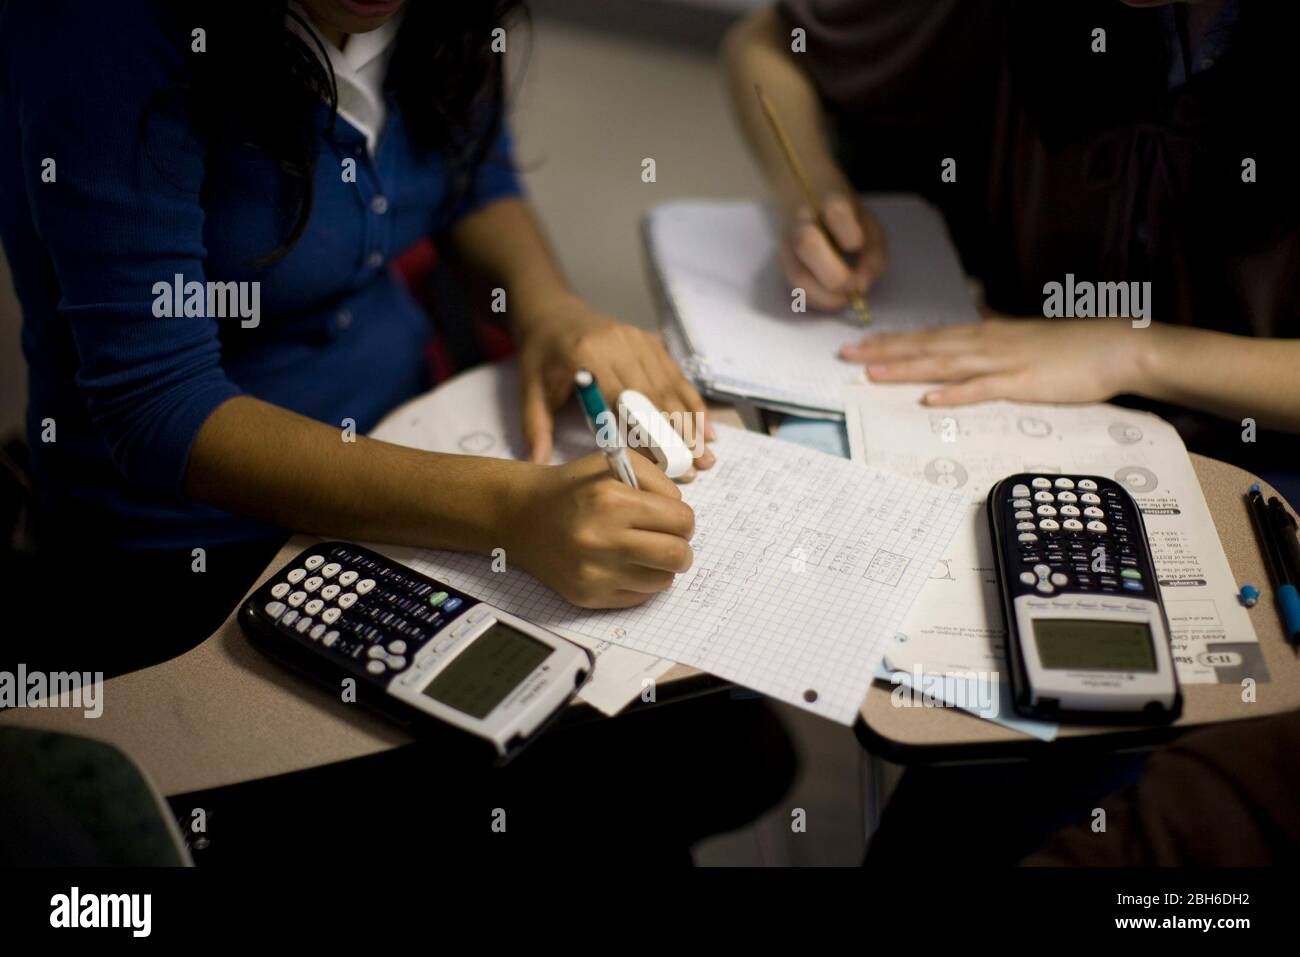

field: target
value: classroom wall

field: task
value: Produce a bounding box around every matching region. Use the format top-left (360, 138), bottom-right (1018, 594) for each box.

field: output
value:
top-left (513, 0), bottom-right (766, 330)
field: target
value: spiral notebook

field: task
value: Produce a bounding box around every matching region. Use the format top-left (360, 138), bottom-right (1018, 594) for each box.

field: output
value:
top-left (644, 194), bottom-right (977, 417)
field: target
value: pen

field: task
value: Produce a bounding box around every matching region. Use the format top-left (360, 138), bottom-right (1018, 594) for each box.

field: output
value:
top-left (754, 84), bottom-right (872, 324)
top-left (574, 369), bottom-right (639, 490)
top-left (1246, 484), bottom-right (1300, 646)
top-left (1267, 496), bottom-right (1300, 645)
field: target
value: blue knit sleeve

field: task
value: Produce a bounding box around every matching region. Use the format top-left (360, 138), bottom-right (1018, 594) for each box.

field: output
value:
top-left (442, 121), bottom-right (525, 228)
top-left (8, 2), bottom-right (242, 499)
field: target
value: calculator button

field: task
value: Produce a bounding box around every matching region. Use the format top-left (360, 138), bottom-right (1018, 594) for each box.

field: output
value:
top-left (1054, 478), bottom-right (1074, 489)
top-left (1035, 581), bottom-right (1054, 594)
top-left (321, 607), bottom-right (341, 625)
top-left (304, 555), bottom-right (325, 570)
top-left (1101, 601), bottom-right (1124, 610)
top-left (286, 568), bottom-right (306, 585)
top-left (1017, 522), bottom-right (1035, 531)
top-left (264, 601), bottom-right (287, 619)
top-left (271, 582), bottom-right (290, 599)
top-left (388, 640), bottom-right (407, 655)
top-left (338, 592), bottom-right (358, 609)
top-left (1087, 521), bottom-right (1108, 533)
top-left (1018, 533), bottom-right (1038, 543)
top-left (303, 576), bottom-right (323, 593)
top-left (1059, 505), bottom-right (1080, 517)
top-left (305, 599), bottom-right (324, 616)
top-left (1013, 499), bottom-right (1031, 509)
top-left (367, 660), bottom-right (386, 675)
top-left (388, 655), bottom-right (407, 670)
top-left (287, 591), bottom-right (307, 608)
top-left (466, 606), bottom-right (491, 624)
top-left (1027, 599), bottom-right (1050, 608)
top-left (1014, 511), bottom-right (1034, 520)
top-left (339, 570), bottom-right (358, 587)
top-left (1019, 572), bottom-right (1036, 586)
top-left (321, 563), bottom-right (341, 579)
top-left (368, 645), bottom-right (386, 659)
top-left (443, 597), bottom-right (463, 614)
top-left (1036, 505), bottom-right (1057, 517)
top-left (355, 579), bottom-right (376, 596)
top-left (1080, 494), bottom-right (1100, 506)
top-left (1122, 581), bottom-right (1144, 592)
top-left (1083, 506), bottom-right (1104, 519)
top-left (1121, 569), bottom-right (1142, 580)
top-left (1039, 519), bottom-right (1060, 531)
top-left (1056, 491), bottom-right (1077, 503)
top-left (295, 617), bottom-right (313, 634)
top-left (1032, 477), bottom-right (1052, 489)
top-left (1011, 483), bottom-right (1031, 498)
top-left (322, 631), bottom-right (339, 647)
top-left (1078, 479), bottom-right (1099, 491)
top-left (321, 584), bottom-right (340, 601)
top-left (1063, 519), bottom-right (1084, 531)
top-left (1033, 491), bottom-right (1054, 503)
top-left (310, 624), bottom-right (326, 640)
top-left (1033, 563), bottom-right (1050, 577)
top-left (428, 590), bottom-right (449, 607)
top-left (281, 609), bottom-right (299, 627)
top-left (1050, 572), bottom-right (1068, 586)
top-left (1125, 603), bottom-right (1147, 612)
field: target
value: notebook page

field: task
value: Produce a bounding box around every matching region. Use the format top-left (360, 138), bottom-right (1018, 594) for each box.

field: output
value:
top-left (646, 194), bottom-right (977, 413)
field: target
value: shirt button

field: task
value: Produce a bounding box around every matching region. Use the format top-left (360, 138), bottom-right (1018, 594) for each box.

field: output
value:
top-left (366, 250), bottom-right (384, 269)
top-left (370, 195), bottom-right (389, 215)
top-left (335, 309), bottom-right (352, 330)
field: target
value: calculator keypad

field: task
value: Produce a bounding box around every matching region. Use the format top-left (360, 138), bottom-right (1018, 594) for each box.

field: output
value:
top-left (255, 544), bottom-right (477, 683)
top-left (1000, 474), bottom-right (1152, 600)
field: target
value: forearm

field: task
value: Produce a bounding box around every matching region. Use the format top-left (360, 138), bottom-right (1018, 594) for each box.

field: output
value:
top-left (445, 195), bottom-right (580, 338)
top-left (184, 396), bottom-right (527, 553)
top-left (721, 6), bottom-right (850, 209)
top-left (1136, 325), bottom-right (1300, 432)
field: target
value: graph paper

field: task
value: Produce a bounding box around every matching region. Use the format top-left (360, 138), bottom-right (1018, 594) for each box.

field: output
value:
top-left (390, 425), bottom-right (966, 724)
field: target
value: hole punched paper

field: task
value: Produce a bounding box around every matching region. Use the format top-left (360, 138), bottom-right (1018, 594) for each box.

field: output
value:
top-left (376, 361), bottom-right (967, 723)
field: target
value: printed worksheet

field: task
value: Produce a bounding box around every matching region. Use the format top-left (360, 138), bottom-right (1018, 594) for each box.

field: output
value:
top-left (368, 359), bottom-right (673, 715)
top-left (384, 419), bottom-right (967, 724)
top-left (845, 382), bottom-right (1267, 686)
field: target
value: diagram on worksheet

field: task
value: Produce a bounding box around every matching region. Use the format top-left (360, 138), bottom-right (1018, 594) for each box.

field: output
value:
top-left (845, 383), bottom-right (1267, 685)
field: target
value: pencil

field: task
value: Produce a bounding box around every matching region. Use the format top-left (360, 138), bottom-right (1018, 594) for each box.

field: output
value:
top-left (755, 84), bottom-right (871, 324)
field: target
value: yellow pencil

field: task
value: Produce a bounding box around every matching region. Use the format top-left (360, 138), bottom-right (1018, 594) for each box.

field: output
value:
top-left (755, 84), bottom-right (871, 323)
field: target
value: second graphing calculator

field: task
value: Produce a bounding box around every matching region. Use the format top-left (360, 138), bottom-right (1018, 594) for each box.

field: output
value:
top-left (987, 474), bottom-right (1181, 723)
top-left (240, 543), bottom-right (594, 761)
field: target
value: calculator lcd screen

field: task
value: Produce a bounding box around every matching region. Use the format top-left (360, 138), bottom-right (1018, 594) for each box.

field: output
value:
top-left (420, 622), bottom-right (551, 719)
top-left (1032, 619), bottom-right (1157, 672)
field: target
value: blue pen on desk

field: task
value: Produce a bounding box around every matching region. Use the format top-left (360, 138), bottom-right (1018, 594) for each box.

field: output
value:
top-left (1246, 484), bottom-right (1300, 647)
top-left (574, 369), bottom-right (639, 490)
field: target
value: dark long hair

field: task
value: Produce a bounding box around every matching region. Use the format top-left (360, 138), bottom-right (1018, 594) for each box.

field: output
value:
top-left (162, 0), bottom-right (527, 265)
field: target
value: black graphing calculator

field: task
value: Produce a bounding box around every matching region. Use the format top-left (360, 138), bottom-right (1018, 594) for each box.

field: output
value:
top-left (987, 474), bottom-right (1181, 723)
top-left (240, 543), bottom-right (593, 761)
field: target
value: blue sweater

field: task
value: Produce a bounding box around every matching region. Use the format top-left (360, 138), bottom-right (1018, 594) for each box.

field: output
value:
top-left (0, 2), bottom-right (522, 549)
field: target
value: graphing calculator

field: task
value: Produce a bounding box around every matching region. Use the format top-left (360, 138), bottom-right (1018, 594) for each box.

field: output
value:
top-left (240, 543), bottom-right (593, 761)
top-left (987, 474), bottom-right (1182, 723)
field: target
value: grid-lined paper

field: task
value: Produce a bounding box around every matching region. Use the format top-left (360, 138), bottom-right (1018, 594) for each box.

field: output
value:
top-left (397, 426), bottom-right (966, 724)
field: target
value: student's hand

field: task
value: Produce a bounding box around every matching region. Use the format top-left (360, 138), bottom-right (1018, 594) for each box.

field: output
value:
top-left (516, 293), bottom-right (715, 469)
top-left (503, 453), bottom-right (695, 609)
top-left (781, 193), bottom-right (887, 312)
top-left (841, 316), bottom-right (1150, 405)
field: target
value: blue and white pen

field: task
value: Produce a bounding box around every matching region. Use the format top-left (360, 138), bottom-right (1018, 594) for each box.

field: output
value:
top-left (574, 368), bottom-right (639, 489)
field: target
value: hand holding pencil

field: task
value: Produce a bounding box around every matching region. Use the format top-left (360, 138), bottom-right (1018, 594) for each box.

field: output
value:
top-left (755, 85), bottom-right (886, 319)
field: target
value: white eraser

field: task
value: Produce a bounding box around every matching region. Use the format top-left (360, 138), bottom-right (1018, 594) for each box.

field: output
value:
top-left (616, 390), bottom-right (695, 479)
